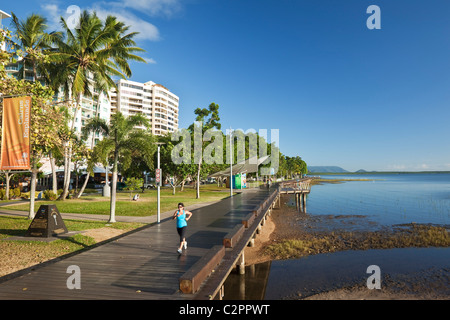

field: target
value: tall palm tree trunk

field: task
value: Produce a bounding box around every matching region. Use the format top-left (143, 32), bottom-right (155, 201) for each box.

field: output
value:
top-left (60, 93), bottom-right (83, 200)
top-left (59, 142), bottom-right (71, 200)
top-left (109, 150), bottom-right (119, 223)
top-left (196, 162), bottom-right (201, 199)
top-left (49, 151), bottom-right (58, 194)
top-left (28, 162), bottom-right (38, 219)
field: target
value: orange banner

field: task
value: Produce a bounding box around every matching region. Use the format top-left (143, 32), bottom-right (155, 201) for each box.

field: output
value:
top-left (0, 96), bottom-right (31, 170)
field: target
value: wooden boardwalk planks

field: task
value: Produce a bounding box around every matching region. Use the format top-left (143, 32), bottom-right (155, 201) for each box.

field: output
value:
top-left (0, 188), bottom-right (273, 300)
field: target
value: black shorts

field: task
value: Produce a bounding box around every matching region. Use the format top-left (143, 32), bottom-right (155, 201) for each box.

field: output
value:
top-left (177, 227), bottom-right (187, 242)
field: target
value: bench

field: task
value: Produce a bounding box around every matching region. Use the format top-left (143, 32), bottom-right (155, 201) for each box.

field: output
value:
top-left (223, 224), bottom-right (245, 248)
top-left (241, 212), bottom-right (256, 228)
top-left (252, 204), bottom-right (262, 217)
top-left (179, 245), bottom-right (225, 294)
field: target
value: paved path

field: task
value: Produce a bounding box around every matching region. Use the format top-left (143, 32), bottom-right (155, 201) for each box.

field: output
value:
top-left (0, 188), bottom-right (271, 299)
top-left (0, 199), bottom-right (224, 224)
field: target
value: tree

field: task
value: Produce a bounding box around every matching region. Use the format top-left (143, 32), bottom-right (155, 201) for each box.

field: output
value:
top-left (124, 177), bottom-right (143, 201)
top-left (0, 78), bottom-right (64, 219)
top-left (281, 155), bottom-right (307, 179)
top-left (188, 103), bottom-right (221, 199)
top-left (47, 10), bottom-right (146, 200)
top-left (1, 26), bottom-right (66, 218)
top-left (0, 170), bottom-right (14, 200)
top-left (93, 112), bottom-right (155, 222)
top-left (10, 13), bottom-right (61, 81)
top-left (76, 117), bottom-right (109, 198)
top-left (159, 135), bottom-right (193, 195)
top-left (8, 13), bottom-right (64, 197)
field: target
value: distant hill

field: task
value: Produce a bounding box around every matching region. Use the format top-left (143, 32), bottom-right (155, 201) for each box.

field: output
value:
top-left (308, 166), bottom-right (349, 173)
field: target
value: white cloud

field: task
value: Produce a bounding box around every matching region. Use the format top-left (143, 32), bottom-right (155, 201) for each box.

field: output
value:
top-left (113, 0), bottom-right (182, 18)
top-left (91, 4), bottom-right (161, 41)
top-left (40, 3), bottom-right (64, 31)
top-left (40, 1), bottom-right (167, 41)
top-left (144, 57), bottom-right (157, 64)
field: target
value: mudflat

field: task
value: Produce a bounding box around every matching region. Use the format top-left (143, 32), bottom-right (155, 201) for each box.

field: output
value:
top-left (243, 194), bottom-right (449, 300)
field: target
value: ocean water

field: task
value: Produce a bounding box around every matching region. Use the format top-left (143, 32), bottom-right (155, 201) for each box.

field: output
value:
top-left (223, 173), bottom-right (450, 299)
top-left (308, 173), bottom-right (450, 226)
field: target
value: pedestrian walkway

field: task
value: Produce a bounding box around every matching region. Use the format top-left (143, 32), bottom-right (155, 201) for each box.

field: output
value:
top-left (0, 188), bottom-right (271, 299)
top-left (0, 199), bottom-right (224, 224)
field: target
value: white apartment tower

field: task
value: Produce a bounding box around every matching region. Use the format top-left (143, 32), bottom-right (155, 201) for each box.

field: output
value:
top-left (0, 10), bottom-right (11, 51)
top-left (69, 91), bottom-right (111, 148)
top-left (110, 79), bottom-right (179, 136)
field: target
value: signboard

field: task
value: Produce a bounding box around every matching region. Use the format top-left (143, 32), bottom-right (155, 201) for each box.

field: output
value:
top-left (233, 174), bottom-right (240, 189)
top-left (241, 173), bottom-right (247, 188)
top-left (25, 205), bottom-right (68, 238)
top-left (155, 168), bottom-right (162, 186)
top-left (0, 96), bottom-right (31, 170)
top-left (233, 174), bottom-right (247, 189)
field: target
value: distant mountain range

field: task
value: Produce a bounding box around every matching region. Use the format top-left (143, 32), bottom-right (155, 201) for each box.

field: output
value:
top-left (307, 166), bottom-right (450, 174)
top-left (308, 166), bottom-right (352, 173)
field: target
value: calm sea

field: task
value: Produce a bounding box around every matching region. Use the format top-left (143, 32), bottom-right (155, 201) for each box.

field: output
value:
top-left (223, 173), bottom-right (450, 299)
top-left (309, 173), bottom-right (450, 226)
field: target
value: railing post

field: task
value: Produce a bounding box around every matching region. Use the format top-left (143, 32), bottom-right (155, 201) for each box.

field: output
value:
top-left (238, 252), bottom-right (245, 274)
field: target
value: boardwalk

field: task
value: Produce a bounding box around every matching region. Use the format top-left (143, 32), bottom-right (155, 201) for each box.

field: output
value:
top-left (280, 179), bottom-right (311, 212)
top-left (0, 187), bottom-right (273, 300)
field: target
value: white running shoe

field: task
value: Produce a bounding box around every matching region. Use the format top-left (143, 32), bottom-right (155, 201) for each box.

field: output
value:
top-left (177, 248), bottom-right (182, 254)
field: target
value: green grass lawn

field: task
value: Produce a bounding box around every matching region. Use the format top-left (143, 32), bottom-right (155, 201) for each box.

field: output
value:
top-left (3, 185), bottom-right (233, 217)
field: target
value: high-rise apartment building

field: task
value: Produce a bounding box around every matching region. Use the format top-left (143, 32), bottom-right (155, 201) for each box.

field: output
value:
top-left (110, 79), bottom-right (179, 136)
top-left (0, 10), bottom-right (11, 51)
top-left (65, 90), bottom-right (111, 148)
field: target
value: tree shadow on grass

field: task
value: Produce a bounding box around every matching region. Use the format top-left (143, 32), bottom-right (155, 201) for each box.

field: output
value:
top-left (0, 228), bottom-right (27, 238)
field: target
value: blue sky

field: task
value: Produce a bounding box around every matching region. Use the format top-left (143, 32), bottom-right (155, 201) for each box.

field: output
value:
top-left (3, 0), bottom-right (450, 171)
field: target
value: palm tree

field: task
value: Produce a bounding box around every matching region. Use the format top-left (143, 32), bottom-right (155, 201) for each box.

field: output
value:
top-left (50, 11), bottom-right (146, 121)
top-left (75, 117), bottom-right (109, 198)
top-left (10, 13), bottom-right (61, 81)
top-left (93, 112), bottom-right (155, 223)
top-left (48, 10), bottom-right (146, 200)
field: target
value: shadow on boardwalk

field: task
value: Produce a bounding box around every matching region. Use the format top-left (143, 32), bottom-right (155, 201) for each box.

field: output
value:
top-left (0, 188), bottom-right (271, 300)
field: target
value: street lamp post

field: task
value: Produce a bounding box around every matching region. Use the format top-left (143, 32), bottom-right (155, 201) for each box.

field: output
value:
top-left (155, 142), bottom-right (165, 224)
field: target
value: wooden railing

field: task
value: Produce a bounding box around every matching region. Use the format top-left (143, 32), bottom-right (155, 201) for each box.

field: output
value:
top-left (181, 185), bottom-right (281, 298)
top-left (280, 178), bottom-right (312, 192)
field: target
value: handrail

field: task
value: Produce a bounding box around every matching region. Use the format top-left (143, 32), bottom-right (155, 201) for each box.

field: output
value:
top-left (280, 178), bottom-right (312, 191)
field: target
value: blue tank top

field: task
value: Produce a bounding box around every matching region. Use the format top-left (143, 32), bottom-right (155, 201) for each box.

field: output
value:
top-left (176, 210), bottom-right (187, 228)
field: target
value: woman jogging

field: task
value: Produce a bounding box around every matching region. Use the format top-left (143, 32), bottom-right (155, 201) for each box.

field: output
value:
top-left (172, 203), bottom-right (192, 254)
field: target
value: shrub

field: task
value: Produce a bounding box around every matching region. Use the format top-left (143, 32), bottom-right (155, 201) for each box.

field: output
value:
top-left (13, 187), bottom-right (21, 198)
top-left (43, 190), bottom-right (57, 200)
